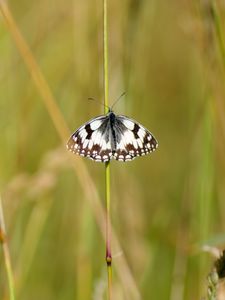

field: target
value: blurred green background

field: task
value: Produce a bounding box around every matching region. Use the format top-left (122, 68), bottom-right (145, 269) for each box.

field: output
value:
top-left (1, 0), bottom-right (225, 299)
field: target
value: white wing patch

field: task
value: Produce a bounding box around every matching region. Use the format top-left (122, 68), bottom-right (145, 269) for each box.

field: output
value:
top-left (122, 119), bottom-right (135, 130)
top-left (90, 119), bottom-right (103, 130)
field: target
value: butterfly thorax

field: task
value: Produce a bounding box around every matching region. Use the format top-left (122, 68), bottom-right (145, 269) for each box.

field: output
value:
top-left (108, 111), bottom-right (115, 123)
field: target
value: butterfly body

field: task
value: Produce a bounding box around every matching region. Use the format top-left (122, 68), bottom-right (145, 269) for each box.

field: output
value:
top-left (67, 110), bottom-right (158, 162)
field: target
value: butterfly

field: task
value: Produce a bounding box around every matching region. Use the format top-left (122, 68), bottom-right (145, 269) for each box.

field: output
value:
top-left (67, 109), bottom-right (158, 162)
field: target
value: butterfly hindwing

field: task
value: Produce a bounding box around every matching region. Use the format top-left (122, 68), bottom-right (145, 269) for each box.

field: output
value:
top-left (113, 115), bottom-right (158, 161)
top-left (67, 115), bottom-right (113, 162)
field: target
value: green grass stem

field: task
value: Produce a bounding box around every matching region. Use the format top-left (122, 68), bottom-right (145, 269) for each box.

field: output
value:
top-left (103, 0), bottom-right (112, 299)
top-left (103, 0), bottom-right (109, 113)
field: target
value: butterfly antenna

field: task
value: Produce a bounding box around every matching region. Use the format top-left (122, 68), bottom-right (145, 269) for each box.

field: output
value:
top-left (88, 97), bottom-right (110, 112)
top-left (111, 92), bottom-right (126, 110)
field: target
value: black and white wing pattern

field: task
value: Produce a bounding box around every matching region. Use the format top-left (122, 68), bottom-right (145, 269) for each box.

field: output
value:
top-left (67, 111), bottom-right (158, 162)
top-left (112, 115), bottom-right (158, 161)
top-left (67, 115), bottom-right (113, 162)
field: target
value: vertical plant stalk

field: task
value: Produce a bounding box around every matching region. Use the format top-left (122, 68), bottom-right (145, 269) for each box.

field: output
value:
top-left (103, 0), bottom-right (112, 299)
top-left (0, 196), bottom-right (16, 300)
top-left (105, 161), bottom-right (112, 299)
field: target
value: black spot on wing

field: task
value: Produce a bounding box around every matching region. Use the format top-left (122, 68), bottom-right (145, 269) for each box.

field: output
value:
top-left (133, 123), bottom-right (140, 139)
top-left (85, 123), bottom-right (94, 139)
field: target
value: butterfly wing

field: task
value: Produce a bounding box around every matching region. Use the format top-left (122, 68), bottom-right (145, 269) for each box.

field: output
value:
top-left (67, 115), bottom-right (113, 162)
top-left (113, 115), bottom-right (158, 161)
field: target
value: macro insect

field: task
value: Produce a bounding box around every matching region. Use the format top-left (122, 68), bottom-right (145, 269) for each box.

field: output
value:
top-left (67, 104), bottom-right (158, 162)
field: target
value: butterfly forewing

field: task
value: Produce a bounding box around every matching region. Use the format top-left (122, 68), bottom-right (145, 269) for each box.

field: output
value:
top-left (67, 112), bottom-right (158, 162)
top-left (67, 115), bottom-right (113, 162)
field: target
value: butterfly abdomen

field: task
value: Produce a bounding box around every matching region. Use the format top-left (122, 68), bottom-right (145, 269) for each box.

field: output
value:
top-left (109, 112), bottom-right (117, 151)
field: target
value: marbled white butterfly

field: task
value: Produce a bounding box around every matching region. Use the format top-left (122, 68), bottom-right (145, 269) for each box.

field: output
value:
top-left (67, 109), bottom-right (158, 162)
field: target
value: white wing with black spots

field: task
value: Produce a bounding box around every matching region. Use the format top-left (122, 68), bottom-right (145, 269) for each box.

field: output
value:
top-left (113, 115), bottom-right (158, 161)
top-left (67, 111), bottom-right (158, 162)
top-left (67, 115), bottom-right (113, 162)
